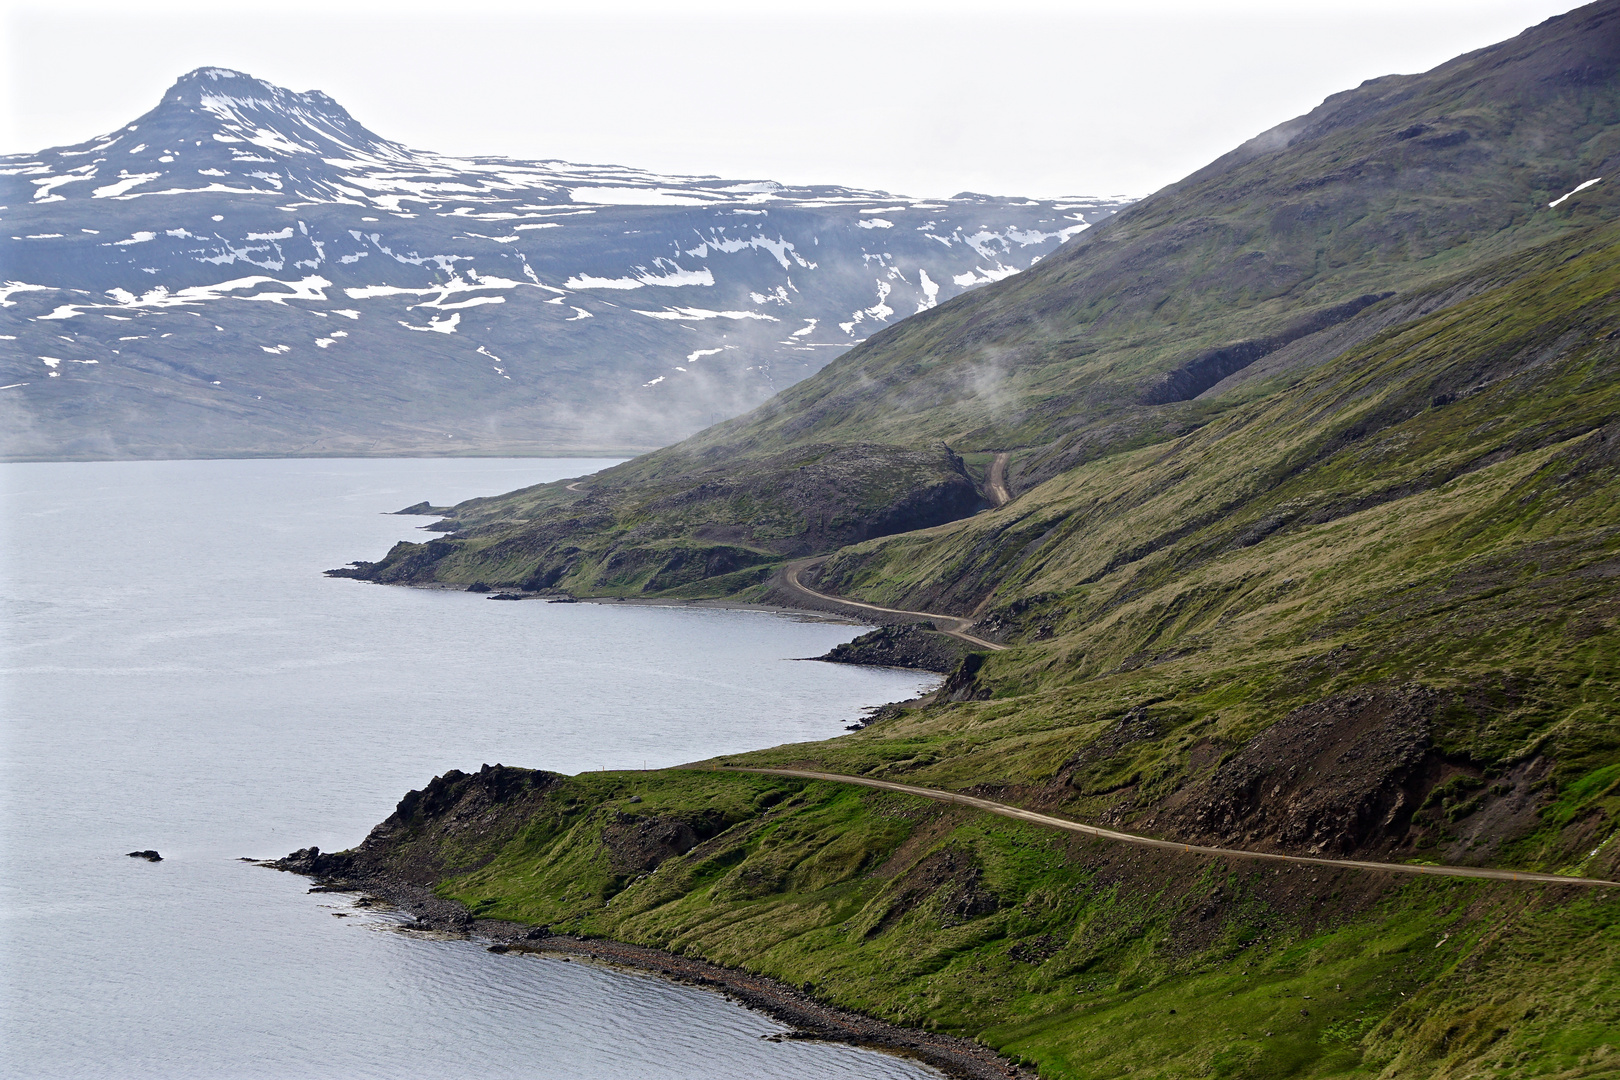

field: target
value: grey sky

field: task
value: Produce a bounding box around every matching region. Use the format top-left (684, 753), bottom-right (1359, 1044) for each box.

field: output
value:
top-left (1, 0), bottom-right (1584, 200)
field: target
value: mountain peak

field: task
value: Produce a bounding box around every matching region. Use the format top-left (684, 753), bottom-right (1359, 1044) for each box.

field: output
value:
top-left (156, 67), bottom-right (359, 132)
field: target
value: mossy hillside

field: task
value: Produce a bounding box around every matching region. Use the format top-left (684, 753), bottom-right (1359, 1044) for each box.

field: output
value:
top-left (430, 768), bottom-right (1620, 1079)
top-left (323, 12), bottom-right (1620, 1072)
top-left (355, 215), bottom-right (1620, 1078)
top-left (343, 441), bottom-right (980, 597)
top-left (337, 6), bottom-right (1620, 600)
top-left (814, 218), bottom-right (1620, 613)
top-left (786, 230), bottom-right (1620, 806)
top-left (675, 4), bottom-right (1619, 458)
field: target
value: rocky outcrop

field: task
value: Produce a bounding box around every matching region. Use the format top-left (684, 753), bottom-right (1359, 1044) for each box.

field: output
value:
top-left (602, 812), bottom-right (708, 875)
top-left (276, 764), bottom-right (562, 888)
top-left (1165, 684), bottom-right (1437, 854)
top-left (817, 625), bottom-right (969, 673)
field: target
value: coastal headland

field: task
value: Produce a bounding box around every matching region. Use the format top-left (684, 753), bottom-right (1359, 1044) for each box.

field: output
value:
top-left (297, 6), bottom-right (1620, 1076)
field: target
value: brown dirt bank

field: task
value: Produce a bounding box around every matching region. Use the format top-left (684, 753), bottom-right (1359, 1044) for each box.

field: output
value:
top-left (268, 861), bottom-right (1028, 1080)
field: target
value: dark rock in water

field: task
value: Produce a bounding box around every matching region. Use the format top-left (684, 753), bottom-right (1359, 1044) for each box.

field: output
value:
top-left (488, 592), bottom-right (525, 601)
top-left (126, 849), bottom-right (162, 862)
top-left (273, 845), bottom-right (356, 877)
top-left (487, 944), bottom-right (512, 954)
top-left (466, 582), bottom-right (492, 593)
top-left (817, 624), bottom-right (969, 673)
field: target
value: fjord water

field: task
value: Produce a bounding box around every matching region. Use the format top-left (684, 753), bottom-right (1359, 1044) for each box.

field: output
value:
top-left (0, 458), bottom-right (940, 1080)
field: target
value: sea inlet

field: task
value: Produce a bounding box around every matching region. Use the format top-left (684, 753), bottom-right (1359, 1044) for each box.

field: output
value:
top-left (0, 457), bottom-right (941, 1079)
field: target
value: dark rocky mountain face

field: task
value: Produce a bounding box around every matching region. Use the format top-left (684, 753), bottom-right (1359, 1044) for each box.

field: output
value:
top-left (0, 68), bottom-right (1129, 459)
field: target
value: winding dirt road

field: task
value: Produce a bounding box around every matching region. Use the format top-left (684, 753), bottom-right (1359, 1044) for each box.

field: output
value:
top-left (720, 767), bottom-right (1618, 888)
top-left (985, 451), bottom-right (1011, 507)
top-left (782, 558), bottom-right (1007, 651)
top-left (773, 453), bottom-right (1017, 649)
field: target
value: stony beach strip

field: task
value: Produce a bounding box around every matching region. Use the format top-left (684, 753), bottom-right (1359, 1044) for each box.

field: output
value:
top-left (286, 869), bottom-right (1027, 1080)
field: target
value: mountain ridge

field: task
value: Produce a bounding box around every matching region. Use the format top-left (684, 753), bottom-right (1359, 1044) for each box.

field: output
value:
top-left (0, 68), bottom-right (1128, 459)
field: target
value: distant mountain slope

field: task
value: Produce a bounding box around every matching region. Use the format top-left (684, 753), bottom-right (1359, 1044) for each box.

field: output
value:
top-left (349, 0), bottom-right (1619, 597)
top-left (0, 68), bottom-right (1127, 459)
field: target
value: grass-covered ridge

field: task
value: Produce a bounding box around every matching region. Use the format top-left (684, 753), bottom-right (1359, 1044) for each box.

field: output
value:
top-left (337, 2), bottom-right (1618, 600)
top-left (335, 762), bottom-right (1618, 1079)
top-left (313, 8), bottom-right (1620, 1076)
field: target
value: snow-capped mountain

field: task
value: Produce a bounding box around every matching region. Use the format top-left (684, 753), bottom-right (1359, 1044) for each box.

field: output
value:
top-left (0, 68), bottom-right (1130, 459)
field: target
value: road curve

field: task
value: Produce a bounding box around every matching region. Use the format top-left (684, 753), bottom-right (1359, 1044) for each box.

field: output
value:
top-left (717, 766), bottom-right (1619, 889)
top-left (782, 558), bottom-right (1007, 651)
top-left (985, 452), bottom-right (1011, 507)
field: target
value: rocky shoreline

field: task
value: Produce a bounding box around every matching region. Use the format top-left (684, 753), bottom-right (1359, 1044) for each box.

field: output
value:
top-left (266, 855), bottom-right (1029, 1080)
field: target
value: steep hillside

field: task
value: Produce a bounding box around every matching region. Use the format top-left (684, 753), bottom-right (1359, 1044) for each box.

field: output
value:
top-left (311, 212), bottom-right (1620, 1079)
top-left (295, 7), bottom-right (1620, 1077)
top-left (346, 0), bottom-right (1619, 598)
top-left (0, 68), bottom-right (1125, 460)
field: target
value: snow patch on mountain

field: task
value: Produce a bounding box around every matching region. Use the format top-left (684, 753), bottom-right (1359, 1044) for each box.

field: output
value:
top-left (565, 262), bottom-right (715, 290)
top-left (633, 307), bottom-right (779, 322)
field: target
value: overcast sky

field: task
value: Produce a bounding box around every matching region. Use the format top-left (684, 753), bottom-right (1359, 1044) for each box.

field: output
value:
top-left (0, 0), bottom-right (1585, 200)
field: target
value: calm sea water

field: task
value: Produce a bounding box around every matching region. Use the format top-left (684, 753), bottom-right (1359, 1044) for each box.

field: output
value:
top-left (0, 458), bottom-right (940, 1079)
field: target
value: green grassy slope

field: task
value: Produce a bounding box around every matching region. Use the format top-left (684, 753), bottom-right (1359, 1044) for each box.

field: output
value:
top-left (338, 0), bottom-right (1619, 599)
top-left (333, 756), bottom-right (1619, 1079)
top-left (320, 216), bottom-right (1620, 1076)
top-left (313, 7), bottom-right (1620, 1076)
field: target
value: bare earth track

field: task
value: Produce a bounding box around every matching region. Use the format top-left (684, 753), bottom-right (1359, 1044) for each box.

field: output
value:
top-left (985, 451), bottom-right (1011, 507)
top-left (781, 558), bottom-right (1007, 651)
top-left (719, 767), bottom-right (1619, 889)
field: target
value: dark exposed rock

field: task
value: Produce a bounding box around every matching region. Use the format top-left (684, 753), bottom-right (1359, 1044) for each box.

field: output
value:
top-left (466, 582), bottom-right (492, 593)
top-left (126, 850), bottom-right (162, 862)
top-left (1007, 935), bottom-right (1061, 964)
top-left (938, 653), bottom-right (992, 702)
top-left (1165, 684), bottom-right (1438, 854)
top-left (272, 764), bottom-right (563, 889)
top-left (817, 624), bottom-right (968, 673)
top-left (602, 813), bottom-right (702, 875)
top-left (1138, 293), bottom-right (1393, 405)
